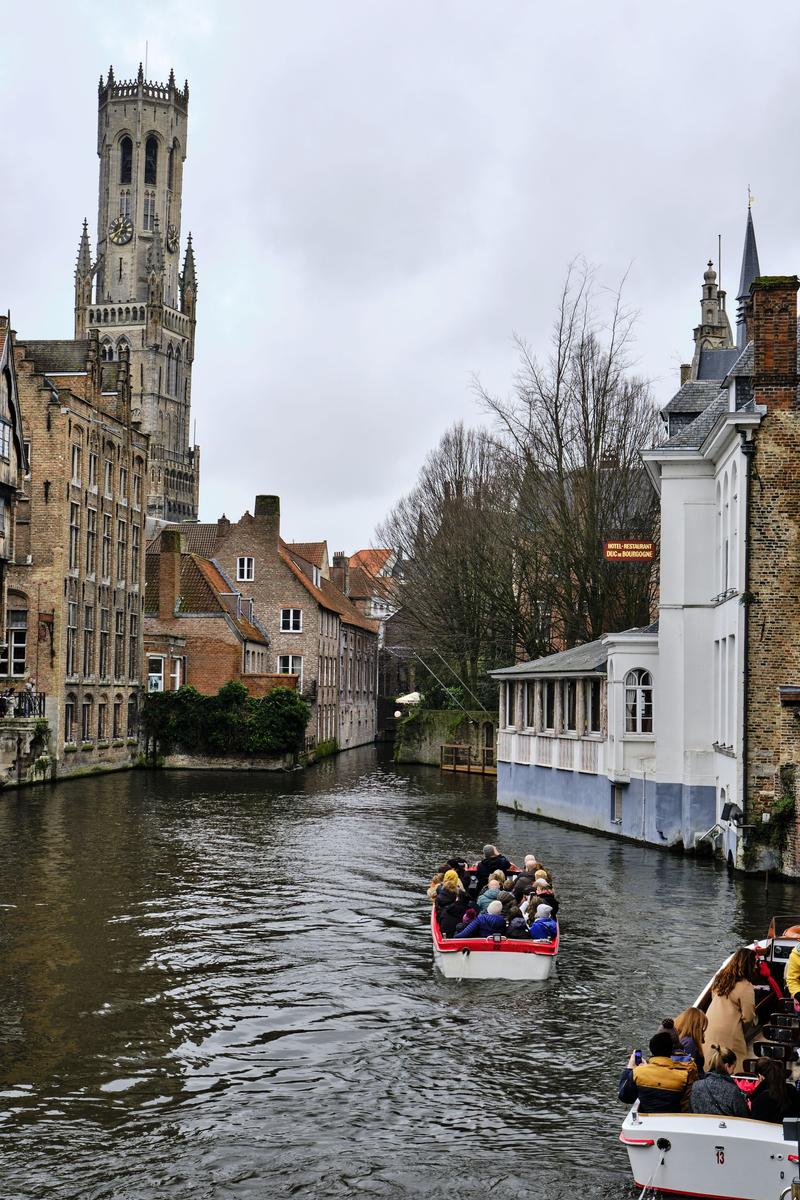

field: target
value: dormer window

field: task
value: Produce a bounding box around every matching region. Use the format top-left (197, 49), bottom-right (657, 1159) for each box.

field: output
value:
top-left (312, 566), bottom-right (321, 587)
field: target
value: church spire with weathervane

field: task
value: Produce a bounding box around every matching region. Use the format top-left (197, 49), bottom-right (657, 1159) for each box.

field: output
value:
top-left (73, 219), bottom-right (95, 338)
top-left (736, 198), bottom-right (761, 349)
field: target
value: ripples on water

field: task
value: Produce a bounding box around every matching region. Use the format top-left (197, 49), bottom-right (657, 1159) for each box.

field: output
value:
top-left (1, 748), bottom-right (799, 1198)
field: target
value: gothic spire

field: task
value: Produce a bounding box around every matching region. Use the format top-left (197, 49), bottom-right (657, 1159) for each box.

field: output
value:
top-left (75, 219), bottom-right (92, 278)
top-left (148, 217), bottom-right (165, 276)
top-left (181, 232), bottom-right (196, 291)
top-left (736, 206), bottom-right (761, 349)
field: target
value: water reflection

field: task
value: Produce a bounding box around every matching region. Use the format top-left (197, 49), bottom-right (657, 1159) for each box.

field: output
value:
top-left (0, 750), bottom-right (798, 1198)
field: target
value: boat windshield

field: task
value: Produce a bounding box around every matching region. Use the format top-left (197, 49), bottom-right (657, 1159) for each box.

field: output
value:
top-left (767, 915), bottom-right (800, 939)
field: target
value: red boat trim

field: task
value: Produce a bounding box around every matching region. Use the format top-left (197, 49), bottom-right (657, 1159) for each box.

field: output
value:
top-left (790, 1154), bottom-right (799, 1163)
top-left (430, 907), bottom-right (559, 955)
top-left (634, 1186), bottom-right (756, 1200)
top-left (619, 1134), bottom-right (654, 1146)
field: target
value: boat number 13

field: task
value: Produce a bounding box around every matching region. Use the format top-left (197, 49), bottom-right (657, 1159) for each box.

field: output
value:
top-left (714, 1147), bottom-right (725, 1165)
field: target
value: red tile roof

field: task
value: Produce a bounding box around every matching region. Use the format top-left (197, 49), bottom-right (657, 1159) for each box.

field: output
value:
top-left (278, 547), bottom-right (378, 634)
top-left (285, 541), bottom-right (328, 568)
top-left (145, 552), bottom-right (268, 645)
top-left (349, 548), bottom-right (393, 576)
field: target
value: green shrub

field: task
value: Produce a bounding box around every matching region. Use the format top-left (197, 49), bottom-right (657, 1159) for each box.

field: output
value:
top-left (142, 684), bottom-right (310, 757)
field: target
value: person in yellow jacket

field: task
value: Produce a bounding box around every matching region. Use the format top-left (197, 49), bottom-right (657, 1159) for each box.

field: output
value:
top-left (618, 1031), bottom-right (697, 1112)
top-left (786, 941), bottom-right (800, 1003)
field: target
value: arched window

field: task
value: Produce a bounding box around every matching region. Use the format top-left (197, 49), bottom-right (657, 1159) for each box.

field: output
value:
top-left (175, 346), bottom-right (182, 400)
top-left (168, 145), bottom-right (174, 191)
top-left (65, 692), bottom-right (77, 744)
top-left (117, 337), bottom-right (129, 360)
top-left (143, 191), bottom-right (155, 232)
top-left (119, 189), bottom-right (131, 219)
top-left (624, 669), bottom-right (653, 734)
top-left (145, 135), bottom-right (158, 186)
top-left (120, 136), bottom-right (132, 185)
top-left (166, 344), bottom-right (174, 395)
top-left (101, 339), bottom-right (113, 362)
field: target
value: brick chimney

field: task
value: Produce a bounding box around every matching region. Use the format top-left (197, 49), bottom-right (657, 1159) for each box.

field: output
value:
top-left (331, 551), bottom-right (349, 594)
top-left (217, 513), bottom-right (231, 537)
top-left (752, 276), bottom-right (799, 407)
top-left (254, 494), bottom-right (280, 548)
top-left (159, 529), bottom-right (183, 620)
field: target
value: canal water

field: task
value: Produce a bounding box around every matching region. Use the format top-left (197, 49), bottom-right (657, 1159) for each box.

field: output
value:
top-left (1, 748), bottom-right (799, 1199)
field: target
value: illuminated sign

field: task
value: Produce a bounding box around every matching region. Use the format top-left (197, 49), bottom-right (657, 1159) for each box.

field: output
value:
top-left (603, 539), bottom-right (654, 562)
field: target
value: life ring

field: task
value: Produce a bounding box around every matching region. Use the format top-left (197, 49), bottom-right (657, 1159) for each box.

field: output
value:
top-left (782, 926), bottom-right (800, 938)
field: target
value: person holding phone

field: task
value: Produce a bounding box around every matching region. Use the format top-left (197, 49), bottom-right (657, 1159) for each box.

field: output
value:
top-left (618, 1031), bottom-right (696, 1112)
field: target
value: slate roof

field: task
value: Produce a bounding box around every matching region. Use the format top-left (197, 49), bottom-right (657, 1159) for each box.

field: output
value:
top-left (145, 551), bottom-right (268, 644)
top-left (490, 638), bottom-right (609, 678)
top-left (18, 339), bottom-right (88, 375)
top-left (285, 541), bottom-right (328, 568)
top-left (490, 622), bottom-right (658, 679)
top-left (697, 348), bottom-right (740, 381)
top-left (665, 394), bottom-right (728, 448)
top-left (662, 380), bottom-right (721, 415)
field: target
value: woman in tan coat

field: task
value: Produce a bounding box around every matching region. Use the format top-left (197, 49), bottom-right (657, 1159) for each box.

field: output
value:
top-left (702, 948), bottom-right (759, 1072)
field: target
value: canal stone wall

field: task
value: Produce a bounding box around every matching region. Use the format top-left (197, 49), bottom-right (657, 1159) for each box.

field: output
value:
top-left (163, 751), bottom-right (294, 771)
top-left (394, 709), bottom-right (496, 766)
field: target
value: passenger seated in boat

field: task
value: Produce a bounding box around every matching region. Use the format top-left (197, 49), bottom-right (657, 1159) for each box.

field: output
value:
top-left (702, 948), bottom-right (759, 1073)
top-left (618, 1031), bottom-right (695, 1113)
top-left (476, 884), bottom-right (501, 912)
top-left (749, 1058), bottom-right (800, 1123)
top-left (455, 899), bottom-right (507, 939)
top-left (475, 845), bottom-right (513, 890)
top-left (506, 913), bottom-right (532, 940)
top-left (427, 873), bottom-right (444, 901)
top-left (688, 1044), bottom-right (748, 1118)
top-left (532, 879), bottom-right (559, 917)
top-left (453, 904), bottom-right (478, 935)
top-left (528, 904), bottom-right (557, 941)
top-left (438, 891), bottom-right (471, 938)
top-left (673, 1007), bottom-right (708, 1073)
top-left (534, 868), bottom-right (552, 886)
top-left (657, 1017), bottom-right (681, 1051)
top-left (436, 869), bottom-right (464, 899)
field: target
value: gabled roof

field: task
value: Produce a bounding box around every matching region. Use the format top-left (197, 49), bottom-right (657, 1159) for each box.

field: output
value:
top-left (278, 546), bottom-right (378, 633)
top-left (285, 541), bottom-right (328, 568)
top-left (349, 548), bottom-right (393, 575)
top-left (144, 551), bottom-right (268, 645)
top-left (18, 339), bottom-right (88, 375)
top-left (665, 394), bottom-right (728, 448)
top-left (662, 380), bottom-right (721, 415)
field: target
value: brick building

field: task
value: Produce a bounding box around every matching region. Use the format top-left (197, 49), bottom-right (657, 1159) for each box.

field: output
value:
top-left (7, 328), bottom-right (148, 775)
top-left (153, 496), bottom-right (379, 748)
top-left (144, 527), bottom-right (290, 697)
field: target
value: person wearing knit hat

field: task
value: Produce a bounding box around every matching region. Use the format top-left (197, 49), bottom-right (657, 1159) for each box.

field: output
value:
top-left (528, 902), bottom-right (557, 941)
top-left (440, 869), bottom-right (463, 895)
top-left (533, 878), bottom-right (559, 916)
top-left (455, 897), bottom-right (508, 939)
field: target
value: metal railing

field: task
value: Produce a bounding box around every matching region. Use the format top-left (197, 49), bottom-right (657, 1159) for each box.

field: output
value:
top-left (0, 690), bottom-right (45, 718)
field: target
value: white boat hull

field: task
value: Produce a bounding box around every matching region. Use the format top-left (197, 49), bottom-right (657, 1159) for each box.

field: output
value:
top-left (433, 941), bottom-right (556, 980)
top-left (621, 1107), bottom-right (797, 1199)
top-left (430, 909), bottom-right (558, 981)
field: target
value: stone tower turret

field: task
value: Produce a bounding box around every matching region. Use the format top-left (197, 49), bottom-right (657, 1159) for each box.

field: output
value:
top-left (689, 260), bottom-right (734, 379)
top-left (75, 64), bottom-right (199, 521)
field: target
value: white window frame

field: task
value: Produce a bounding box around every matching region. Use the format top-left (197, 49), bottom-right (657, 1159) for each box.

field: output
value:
top-left (278, 654), bottom-right (303, 689)
top-left (237, 557), bottom-right (254, 582)
top-left (148, 655), bottom-right (165, 692)
top-left (624, 668), bottom-right (654, 735)
top-left (280, 608), bottom-right (302, 632)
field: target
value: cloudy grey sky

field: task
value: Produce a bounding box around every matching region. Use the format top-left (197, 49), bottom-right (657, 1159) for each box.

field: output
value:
top-left (2, 0), bottom-right (799, 551)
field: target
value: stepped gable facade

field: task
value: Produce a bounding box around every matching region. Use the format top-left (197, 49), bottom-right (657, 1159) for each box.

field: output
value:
top-left (74, 65), bottom-right (199, 522)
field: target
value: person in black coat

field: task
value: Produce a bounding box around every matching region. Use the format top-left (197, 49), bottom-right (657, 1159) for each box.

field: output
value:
top-left (475, 845), bottom-right (513, 890)
top-left (750, 1059), bottom-right (800, 1123)
top-left (439, 892), bottom-right (470, 938)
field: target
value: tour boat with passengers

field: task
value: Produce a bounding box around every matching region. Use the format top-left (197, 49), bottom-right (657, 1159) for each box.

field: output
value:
top-left (620, 915), bottom-right (800, 1199)
top-left (430, 906), bottom-right (558, 981)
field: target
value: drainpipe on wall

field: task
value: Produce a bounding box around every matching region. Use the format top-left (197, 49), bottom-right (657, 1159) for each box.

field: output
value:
top-left (740, 429), bottom-right (756, 865)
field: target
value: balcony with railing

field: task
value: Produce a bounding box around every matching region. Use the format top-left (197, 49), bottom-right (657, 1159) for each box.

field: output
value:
top-left (497, 729), bottom-right (606, 777)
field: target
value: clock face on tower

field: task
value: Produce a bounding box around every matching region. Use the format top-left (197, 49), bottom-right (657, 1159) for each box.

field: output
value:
top-left (108, 215), bottom-right (133, 245)
top-left (166, 224), bottom-right (179, 253)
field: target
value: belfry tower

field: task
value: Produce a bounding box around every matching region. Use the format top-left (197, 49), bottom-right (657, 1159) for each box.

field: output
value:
top-left (74, 64), bottom-right (200, 521)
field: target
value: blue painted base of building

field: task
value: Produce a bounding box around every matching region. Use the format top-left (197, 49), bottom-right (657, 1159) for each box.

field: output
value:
top-left (497, 761), bottom-right (716, 850)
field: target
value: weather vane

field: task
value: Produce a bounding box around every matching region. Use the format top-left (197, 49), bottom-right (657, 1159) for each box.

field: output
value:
top-left (748, 184), bottom-right (754, 210)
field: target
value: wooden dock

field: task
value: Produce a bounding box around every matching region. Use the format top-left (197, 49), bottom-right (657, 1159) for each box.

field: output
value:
top-left (440, 744), bottom-right (497, 777)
